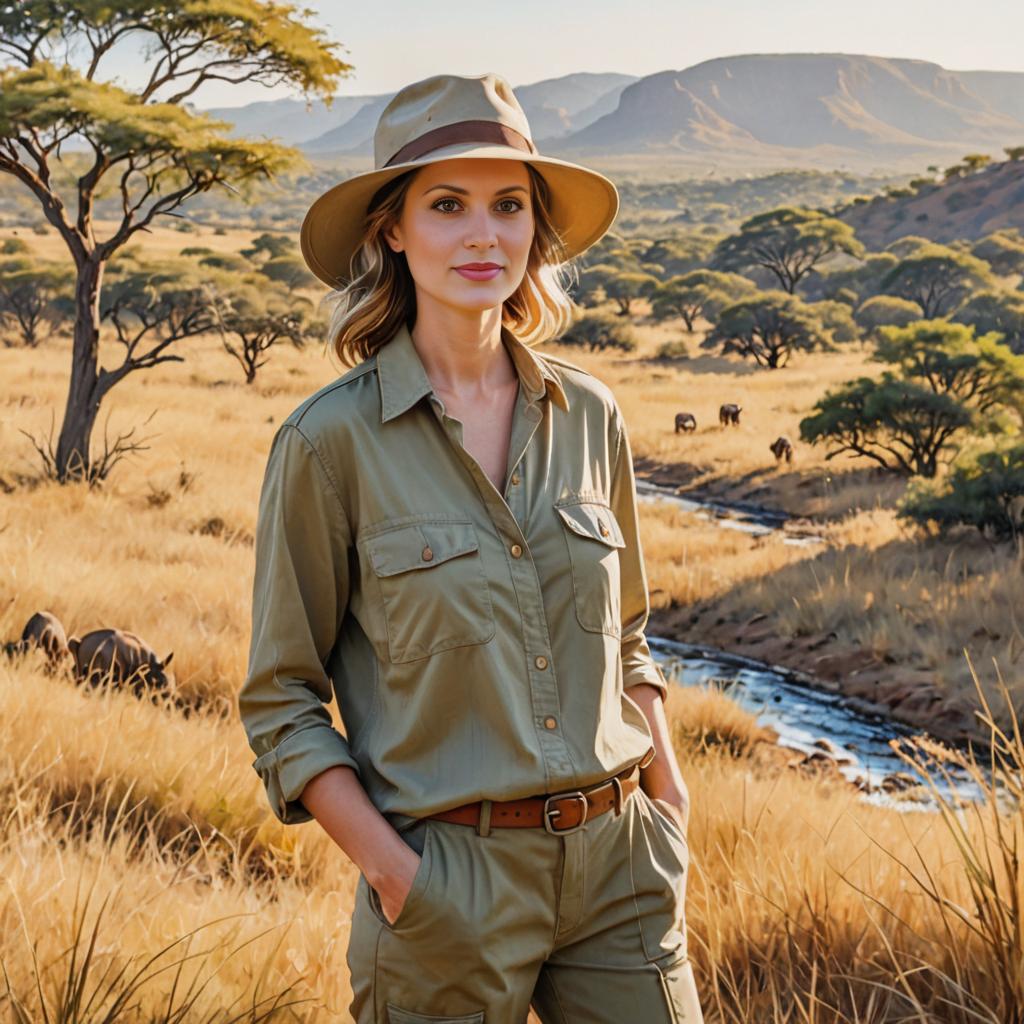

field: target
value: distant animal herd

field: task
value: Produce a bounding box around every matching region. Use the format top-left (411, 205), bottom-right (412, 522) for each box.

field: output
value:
top-left (674, 403), bottom-right (793, 464)
top-left (4, 610), bottom-right (175, 697)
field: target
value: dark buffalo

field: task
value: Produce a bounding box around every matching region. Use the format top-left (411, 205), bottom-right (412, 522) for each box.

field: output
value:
top-left (68, 628), bottom-right (175, 696)
top-left (719, 403), bottom-right (742, 426)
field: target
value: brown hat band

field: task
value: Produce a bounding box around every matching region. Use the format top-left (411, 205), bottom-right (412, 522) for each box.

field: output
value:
top-left (384, 119), bottom-right (537, 167)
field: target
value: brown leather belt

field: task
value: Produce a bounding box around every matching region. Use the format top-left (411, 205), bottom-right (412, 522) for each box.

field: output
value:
top-left (425, 746), bottom-right (656, 835)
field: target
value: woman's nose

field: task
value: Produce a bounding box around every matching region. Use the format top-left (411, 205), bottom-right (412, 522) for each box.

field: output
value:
top-left (463, 209), bottom-right (499, 248)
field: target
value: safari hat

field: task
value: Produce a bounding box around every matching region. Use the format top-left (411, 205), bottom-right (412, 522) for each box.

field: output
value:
top-left (299, 72), bottom-right (620, 288)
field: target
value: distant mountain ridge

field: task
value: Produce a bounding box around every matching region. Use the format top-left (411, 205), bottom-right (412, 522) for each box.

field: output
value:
top-left (556, 55), bottom-right (1024, 161)
top-left (200, 55), bottom-right (1024, 171)
top-left (202, 72), bottom-right (637, 153)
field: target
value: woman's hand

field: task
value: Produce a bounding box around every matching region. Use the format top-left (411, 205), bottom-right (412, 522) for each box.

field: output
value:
top-left (296, 765), bottom-right (430, 927)
top-left (373, 844), bottom-right (423, 925)
top-left (625, 683), bottom-right (692, 837)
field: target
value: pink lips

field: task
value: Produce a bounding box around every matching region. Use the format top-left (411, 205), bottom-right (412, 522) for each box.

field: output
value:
top-left (455, 264), bottom-right (502, 281)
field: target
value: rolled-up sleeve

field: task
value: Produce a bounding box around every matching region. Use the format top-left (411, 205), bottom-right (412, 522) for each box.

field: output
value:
top-left (238, 421), bottom-right (361, 825)
top-left (609, 408), bottom-right (670, 701)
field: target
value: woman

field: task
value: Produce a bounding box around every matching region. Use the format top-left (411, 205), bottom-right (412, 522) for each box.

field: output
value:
top-left (238, 72), bottom-right (704, 1024)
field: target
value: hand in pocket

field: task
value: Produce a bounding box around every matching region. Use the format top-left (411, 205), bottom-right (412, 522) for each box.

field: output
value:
top-left (375, 844), bottom-right (424, 925)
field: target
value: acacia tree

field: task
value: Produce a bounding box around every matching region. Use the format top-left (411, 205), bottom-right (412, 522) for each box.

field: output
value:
top-left (0, 2), bottom-right (350, 483)
top-left (800, 321), bottom-right (1024, 477)
top-left (711, 206), bottom-right (865, 294)
top-left (954, 291), bottom-right (1024, 353)
top-left (603, 270), bottom-right (660, 316)
top-left (880, 243), bottom-right (994, 318)
top-left (800, 376), bottom-right (972, 477)
top-left (703, 291), bottom-right (832, 369)
top-left (0, 255), bottom-right (70, 345)
top-left (208, 276), bottom-right (318, 383)
top-left (650, 270), bottom-right (754, 332)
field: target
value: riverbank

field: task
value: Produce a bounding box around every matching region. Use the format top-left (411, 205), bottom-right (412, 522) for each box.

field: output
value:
top-left (648, 600), bottom-right (983, 750)
top-left (638, 459), bottom-right (988, 751)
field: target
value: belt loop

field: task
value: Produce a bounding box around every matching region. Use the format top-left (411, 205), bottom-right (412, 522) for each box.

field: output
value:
top-left (610, 776), bottom-right (624, 815)
top-left (477, 799), bottom-right (492, 838)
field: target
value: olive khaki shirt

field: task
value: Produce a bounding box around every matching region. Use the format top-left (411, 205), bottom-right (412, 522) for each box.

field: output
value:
top-left (238, 320), bottom-right (669, 826)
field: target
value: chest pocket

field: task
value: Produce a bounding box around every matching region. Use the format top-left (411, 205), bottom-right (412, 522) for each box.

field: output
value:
top-left (362, 519), bottom-right (495, 663)
top-left (554, 498), bottom-right (626, 636)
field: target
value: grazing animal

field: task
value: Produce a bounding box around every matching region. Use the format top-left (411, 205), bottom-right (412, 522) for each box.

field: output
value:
top-left (769, 435), bottom-right (794, 463)
top-left (68, 628), bottom-right (175, 696)
top-left (719, 403), bottom-right (742, 426)
top-left (674, 412), bottom-right (697, 433)
top-left (3, 610), bottom-right (69, 665)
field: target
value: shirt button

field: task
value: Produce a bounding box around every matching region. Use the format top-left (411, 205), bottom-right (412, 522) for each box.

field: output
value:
top-left (543, 716), bottom-right (558, 730)
top-left (534, 655), bottom-right (548, 670)
top-left (421, 545), bottom-right (433, 561)
top-left (599, 521), bottom-right (609, 537)
top-left (510, 543), bottom-right (523, 558)
top-left (510, 471), bottom-right (521, 485)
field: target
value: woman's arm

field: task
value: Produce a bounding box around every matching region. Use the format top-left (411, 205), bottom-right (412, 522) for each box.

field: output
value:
top-left (300, 766), bottom-right (422, 924)
top-left (239, 422), bottom-right (419, 923)
top-left (608, 408), bottom-right (691, 833)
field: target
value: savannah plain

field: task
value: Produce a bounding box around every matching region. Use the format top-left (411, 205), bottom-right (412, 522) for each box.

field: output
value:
top-left (2, 211), bottom-right (1023, 1023)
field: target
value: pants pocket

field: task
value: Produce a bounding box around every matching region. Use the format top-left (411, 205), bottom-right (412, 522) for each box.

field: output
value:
top-left (385, 1002), bottom-right (485, 1023)
top-left (629, 789), bottom-right (690, 962)
top-left (366, 819), bottom-right (436, 931)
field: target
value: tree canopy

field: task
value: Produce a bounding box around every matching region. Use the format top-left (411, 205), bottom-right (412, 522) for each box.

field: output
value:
top-left (711, 206), bottom-right (865, 294)
top-left (799, 320), bottom-right (1024, 477)
top-left (0, 0), bottom-right (351, 482)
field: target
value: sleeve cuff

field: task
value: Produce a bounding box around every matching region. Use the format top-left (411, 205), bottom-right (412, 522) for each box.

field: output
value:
top-left (252, 724), bottom-right (360, 825)
top-left (623, 647), bottom-right (670, 700)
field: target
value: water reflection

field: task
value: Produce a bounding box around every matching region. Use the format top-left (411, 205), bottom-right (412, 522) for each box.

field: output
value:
top-left (649, 636), bottom-right (990, 811)
top-left (636, 478), bottom-right (825, 547)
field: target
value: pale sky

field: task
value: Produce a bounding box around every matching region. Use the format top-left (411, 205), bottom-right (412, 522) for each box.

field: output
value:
top-left (94, 0), bottom-right (1024, 108)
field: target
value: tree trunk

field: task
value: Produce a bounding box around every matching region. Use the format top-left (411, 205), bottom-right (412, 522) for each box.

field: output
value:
top-left (55, 258), bottom-right (104, 482)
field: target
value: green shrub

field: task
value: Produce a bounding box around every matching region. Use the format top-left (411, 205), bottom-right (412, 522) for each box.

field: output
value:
top-left (898, 443), bottom-right (1024, 540)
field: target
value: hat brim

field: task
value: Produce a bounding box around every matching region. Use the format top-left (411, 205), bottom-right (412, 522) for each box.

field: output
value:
top-left (299, 142), bottom-right (619, 289)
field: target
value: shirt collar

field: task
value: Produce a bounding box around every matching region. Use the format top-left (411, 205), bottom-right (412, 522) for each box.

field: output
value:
top-left (377, 321), bottom-right (569, 424)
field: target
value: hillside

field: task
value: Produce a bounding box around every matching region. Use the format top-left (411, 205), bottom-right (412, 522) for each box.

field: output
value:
top-left (836, 157), bottom-right (1024, 246)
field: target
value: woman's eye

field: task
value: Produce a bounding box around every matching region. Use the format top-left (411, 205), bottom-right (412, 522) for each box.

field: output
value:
top-left (431, 198), bottom-right (524, 213)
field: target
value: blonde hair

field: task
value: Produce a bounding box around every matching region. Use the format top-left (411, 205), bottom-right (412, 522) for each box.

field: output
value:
top-left (323, 163), bottom-right (580, 367)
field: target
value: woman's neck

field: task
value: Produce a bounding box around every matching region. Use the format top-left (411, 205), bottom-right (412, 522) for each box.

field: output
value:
top-left (410, 305), bottom-right (514, 397)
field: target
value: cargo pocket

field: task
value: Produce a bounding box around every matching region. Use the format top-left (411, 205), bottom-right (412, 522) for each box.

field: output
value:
top-left (554, 498), bottom-right (625, 636)
top-left (629, 788), bottom-right (690, 963)
top-left (362, 519), bottom-right (495, 663)
top-left (385, 1003), bottom-right (485, 1023)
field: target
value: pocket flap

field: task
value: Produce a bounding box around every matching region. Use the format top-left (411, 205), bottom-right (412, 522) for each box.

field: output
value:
top-left (554, 501), bottom-right (626, 548)
top-left (366, 521), bottom-right (480, 577)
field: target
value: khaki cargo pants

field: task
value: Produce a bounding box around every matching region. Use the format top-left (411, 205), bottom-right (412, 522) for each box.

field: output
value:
top-left (347, 783), bottom-right (704, 1023)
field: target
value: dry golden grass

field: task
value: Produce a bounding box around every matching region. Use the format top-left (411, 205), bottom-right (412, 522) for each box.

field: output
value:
top-left (1, 229), bottom-right (1022, 1018)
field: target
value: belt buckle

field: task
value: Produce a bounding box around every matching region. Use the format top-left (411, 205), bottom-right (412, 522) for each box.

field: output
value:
top-left (543, 791), bottom-right (588, 835)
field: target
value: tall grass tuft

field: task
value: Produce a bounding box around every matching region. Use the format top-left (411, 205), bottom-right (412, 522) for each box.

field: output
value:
top-left (0, 874), bottom-right (312, 1022)
top-left (881, 652), bottom-right (1023, 1023)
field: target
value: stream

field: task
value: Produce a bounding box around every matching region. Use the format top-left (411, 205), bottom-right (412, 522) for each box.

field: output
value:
top-left (636, 477), bottom-right (993, 812)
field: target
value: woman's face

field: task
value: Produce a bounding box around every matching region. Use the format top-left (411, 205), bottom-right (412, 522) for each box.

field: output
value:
top-left (384, 157), bottom-right (535, 315)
